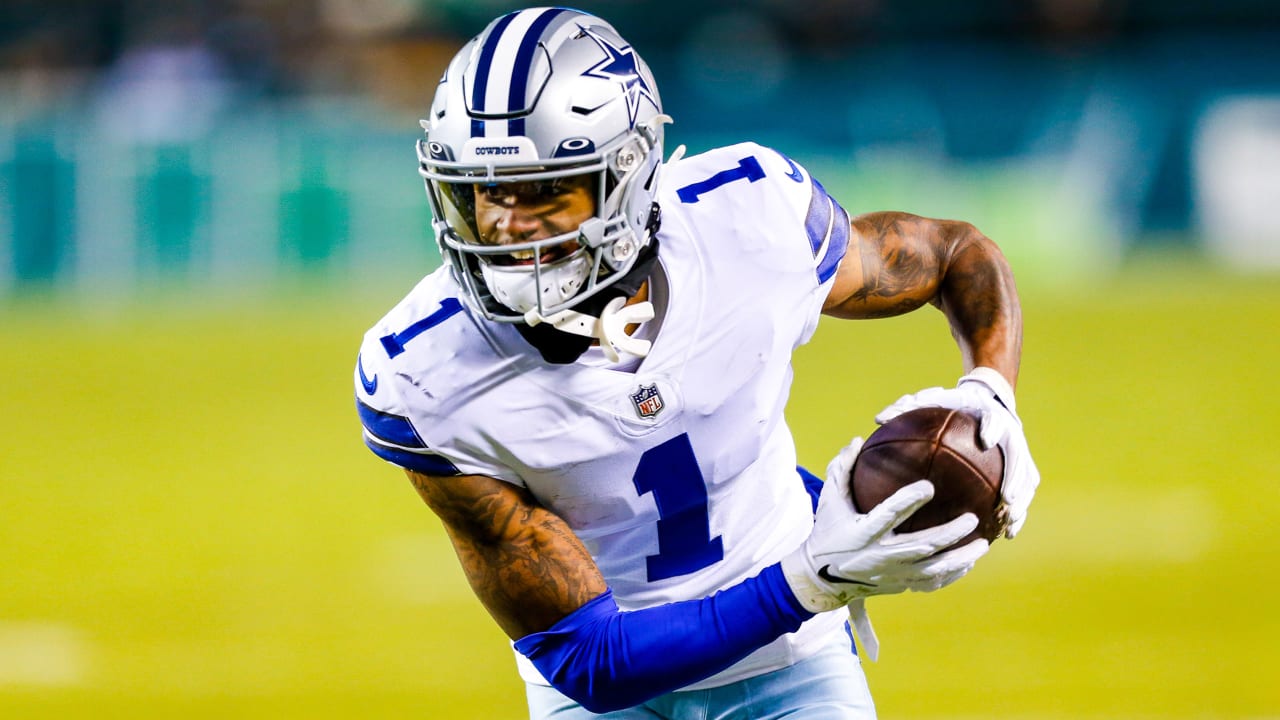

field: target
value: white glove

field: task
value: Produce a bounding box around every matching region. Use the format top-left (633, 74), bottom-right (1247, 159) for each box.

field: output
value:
top-left (786, 436), bottom-right (992, 662)
top-left (876, 366), bottom-right (1040, 538)
top-left (780, 438), bottom-right (988, 616)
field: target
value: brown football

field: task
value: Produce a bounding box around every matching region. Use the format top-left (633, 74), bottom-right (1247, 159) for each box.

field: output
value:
top-left (851, 407), bottom-right (1005, 546)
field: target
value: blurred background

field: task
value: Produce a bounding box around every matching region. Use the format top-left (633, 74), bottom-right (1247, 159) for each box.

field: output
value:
top-left (2, 1), bottom-right (1278, 718)
top-left (4, 0), bottom-right (1280, 294)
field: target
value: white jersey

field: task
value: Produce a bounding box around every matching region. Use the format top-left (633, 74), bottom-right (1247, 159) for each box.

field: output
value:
top-left (355, 142), bottom-right (853, 690)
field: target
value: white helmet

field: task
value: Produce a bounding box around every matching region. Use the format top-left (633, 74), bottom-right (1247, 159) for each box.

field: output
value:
top-left (418, 7), bottom-right (667, 325)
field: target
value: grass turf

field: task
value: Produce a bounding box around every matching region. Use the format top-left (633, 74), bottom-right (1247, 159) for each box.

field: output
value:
top-left (1, 263), bottom-right (1277, 718)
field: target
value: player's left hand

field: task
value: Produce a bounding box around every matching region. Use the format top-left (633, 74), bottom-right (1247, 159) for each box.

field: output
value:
top-left (819, 436), bottom-right (989, 663)
top-left (876, 367), bottom-right (1040, 539)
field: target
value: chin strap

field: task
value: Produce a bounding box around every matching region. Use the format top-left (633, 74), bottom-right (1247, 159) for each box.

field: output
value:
top-left (524, 297), bottom-right (655, 363)
top-left (514, 219), bottom-right (661, 365)
top-left (520, 231), bottom-right (661, 364)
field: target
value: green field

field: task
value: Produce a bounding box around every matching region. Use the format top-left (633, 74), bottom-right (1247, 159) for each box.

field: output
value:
top-left (2, 262), bottom-right (1278, 719)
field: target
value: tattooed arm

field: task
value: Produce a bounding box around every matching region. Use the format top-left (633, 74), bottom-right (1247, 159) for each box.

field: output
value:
top-left (823, 211), bottom-right (1022, 386)
top-left (406, 469), bottom-right (605, 639)
top-left (823, 211), bottom-right (1039, 539)
top-left (405, 468), bottom-right (812, 712)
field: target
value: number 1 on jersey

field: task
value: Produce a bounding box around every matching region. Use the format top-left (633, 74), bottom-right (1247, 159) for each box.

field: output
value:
top-left (632, 433), bottom-right (724, 582)
top-left (675, 156), bottom-right (764, 204)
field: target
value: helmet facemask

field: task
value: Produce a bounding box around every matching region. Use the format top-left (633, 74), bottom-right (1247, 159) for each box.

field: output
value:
top-left (418, 114), bottom-right (667, 324)
top-left (415, 8), bottom-right (669, 362)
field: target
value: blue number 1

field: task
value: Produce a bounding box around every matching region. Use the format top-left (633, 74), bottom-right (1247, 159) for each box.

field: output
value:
top-left (632, 433), bottom-right (724, 581)
top-left (676, 156), bottom-right (765, 204)
top-left (380, 298), bottom-right (463, 358)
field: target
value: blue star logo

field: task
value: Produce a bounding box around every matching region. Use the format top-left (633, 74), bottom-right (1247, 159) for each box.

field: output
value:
top-left (579, 25), bottom-right (658, 128)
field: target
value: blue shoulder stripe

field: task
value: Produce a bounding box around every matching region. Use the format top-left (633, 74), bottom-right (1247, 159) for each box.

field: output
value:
top-left (364, 437), bottom-right (462, 477)
top-left (357, 398), bottom-right (426, 449)
top-left (804, 178), bottom-right (850, 284)
top-left (817, 199), bottom-right (849, 284)
top-left (803, 180), bottom-right (832, 259)
top-left (357, 398), bottom-right (462, 476)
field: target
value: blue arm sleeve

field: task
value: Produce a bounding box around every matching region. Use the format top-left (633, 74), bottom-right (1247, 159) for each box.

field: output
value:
top-left (512, 562), bottom-right (814, 714)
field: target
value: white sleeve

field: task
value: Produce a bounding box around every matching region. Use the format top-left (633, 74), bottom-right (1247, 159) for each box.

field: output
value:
top-left (354, 334), bottom-right (465, 477)
top-left (352, 294), bottom-right (524, 486)
top-left (750, 145), bottom-right (851, 294)
top-left (682, 143), bottom-right (851, 347)
top-left (760, 148), bottom-right (851, 346)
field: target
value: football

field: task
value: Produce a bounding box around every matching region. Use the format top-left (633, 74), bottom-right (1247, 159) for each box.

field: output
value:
top-left (851, 407), bottom-right (1005, 546)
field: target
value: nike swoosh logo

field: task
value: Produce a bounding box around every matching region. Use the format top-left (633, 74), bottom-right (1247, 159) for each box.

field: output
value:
top-left (357, 353), bottom-right (378, 395)
top-left (778, 152), bottom-right (804, 183)
top-left (817, 565), bottom-right (875, 586)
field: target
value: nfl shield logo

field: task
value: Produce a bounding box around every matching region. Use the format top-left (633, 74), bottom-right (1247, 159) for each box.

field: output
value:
top-left (630, 383), bottom-right (664, 419)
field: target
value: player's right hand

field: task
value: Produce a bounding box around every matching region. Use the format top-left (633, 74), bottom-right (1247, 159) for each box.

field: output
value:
top-left (876, 367), bottom-right (1040, 538)
top-left (779, 438), bottom-right (989, 614)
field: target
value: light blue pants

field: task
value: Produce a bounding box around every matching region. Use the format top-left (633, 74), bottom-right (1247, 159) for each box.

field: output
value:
top-left (524, 632), bottom-right (876, 720)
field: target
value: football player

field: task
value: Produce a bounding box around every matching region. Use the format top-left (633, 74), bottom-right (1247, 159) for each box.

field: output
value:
top-left (355, 7), bottom-right (1039, 718)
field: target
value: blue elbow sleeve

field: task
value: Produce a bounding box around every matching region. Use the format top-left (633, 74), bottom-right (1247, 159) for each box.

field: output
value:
top-left (513, 563), bottom-right (813, 713)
